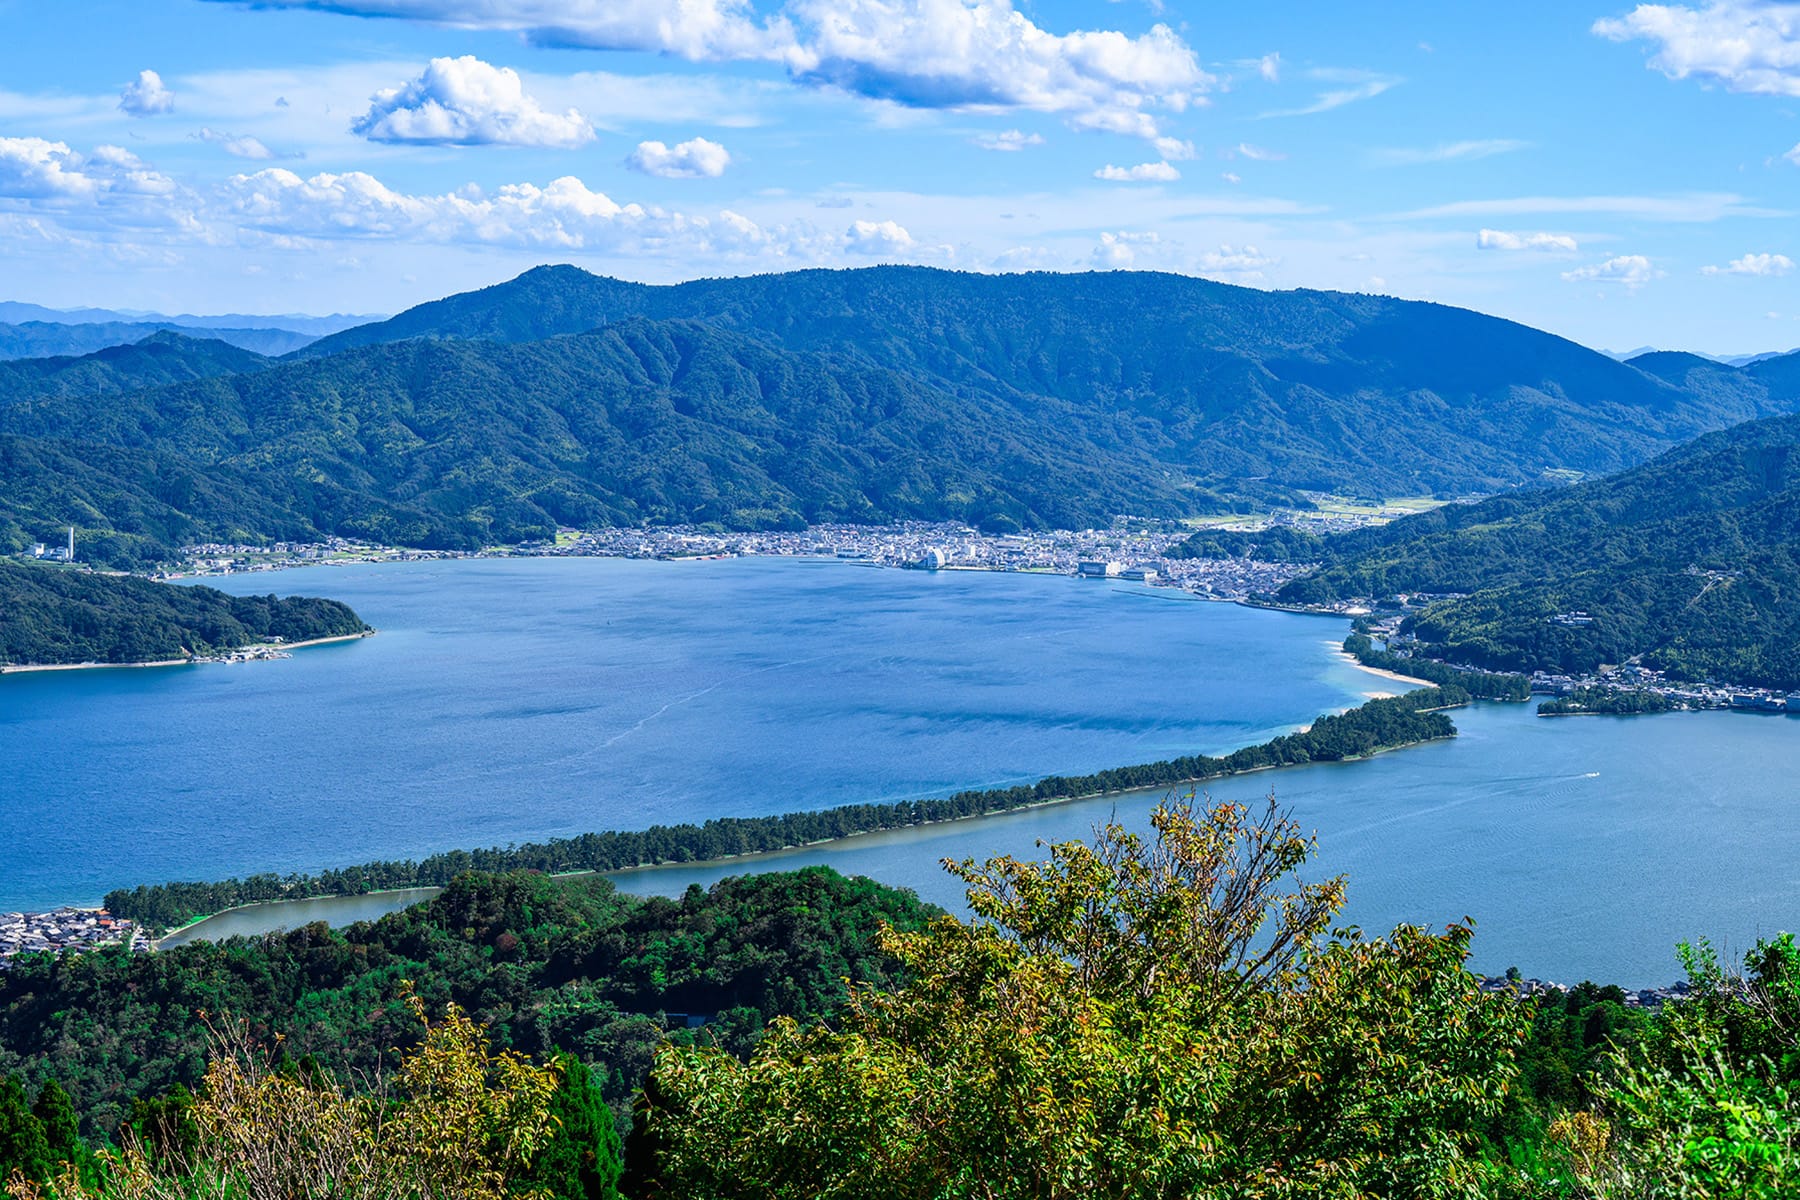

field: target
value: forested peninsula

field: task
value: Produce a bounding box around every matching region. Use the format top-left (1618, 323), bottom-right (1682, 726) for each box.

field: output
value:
top-left (0, 560), bottom-right (368, 668)
top-left (1278, 410), bottom-right (1800, 690)
top-left (104, 686), bottom-right (1466, 931)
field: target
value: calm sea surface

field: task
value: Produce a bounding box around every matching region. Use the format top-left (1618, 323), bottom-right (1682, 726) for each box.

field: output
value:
top-left (1, 556), bottom-right (1369, 910)
top-left (6, 557), bottom-right (1796, 985)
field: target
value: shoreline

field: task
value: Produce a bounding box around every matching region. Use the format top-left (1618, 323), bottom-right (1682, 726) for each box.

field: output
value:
top-left (0, 630), bottom-right (373, 676)
top-left (131, 716), bottom-right (1467, 938)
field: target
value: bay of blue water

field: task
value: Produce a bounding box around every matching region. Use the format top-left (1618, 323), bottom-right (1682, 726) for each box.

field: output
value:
top-left (7, 557), bottom-right (1797, 987)
top-left (0, 557), bottom-right (1371, 912)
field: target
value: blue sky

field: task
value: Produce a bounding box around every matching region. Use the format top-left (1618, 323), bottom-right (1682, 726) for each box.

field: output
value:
top-left (0, 0), bottom-right (1796, 353)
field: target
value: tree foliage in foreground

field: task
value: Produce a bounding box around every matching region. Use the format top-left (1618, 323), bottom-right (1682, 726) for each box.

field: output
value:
top-left (629, 798), bottom-right (1527, 1199)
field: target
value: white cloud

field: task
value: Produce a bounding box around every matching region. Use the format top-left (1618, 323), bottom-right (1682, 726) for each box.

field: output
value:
top-left (1257, 52), bottom-right (1281, 83)
top-left (1786, 141), bottom-right (1800, 165)
top-left (1153, 136), bottom-right (1195, 160)
top-left (1094, 161), bottom-right (1180, 182)
top-left (354, 56), bottom-right (595, 147)
top-left (1220, 170), bottom-right (1241, 184)
top-left (202, 1), bottom-right (1215, 136)
top-left (196, 128), bottom-right (277, 160)
top-left (1562, 254), bottom-right (1662, 287)
top-left (1594, 2), bottom-right (1800, 97)
top-left (1234, 142), bottom-right (1285, 161)
top-left (1372, 139), bottom-right (1528, 166)
top-left (0, 138), bottom-right (100, 200)
top-left (218, 167), bottom-right (785, 255)
top-left (1397, 193), bottom-right (1781, 222)
top-left (1702, 251), bottom-right (1795, 275)
top-left (202, 0), bottom-right (786, 61)
top-left (627, 137), bottom-right (732, 178)
top-left (1196, 244), bottom-right (1274, 278)
top-left (1259, 69), bottom-right (1397, 118)
top-left (1092, 229), bottom-right (1159, 268)
top-left (845, 218), bottom-right (914, 254)
top-left (972, 129), bottom-right (1044, 151)
top-left (1476, 228), bottom-right (1579, 252)
top-left (0, 139), bottom-right (177, 202)
top-left (119, 69), bottom-right (175, 117)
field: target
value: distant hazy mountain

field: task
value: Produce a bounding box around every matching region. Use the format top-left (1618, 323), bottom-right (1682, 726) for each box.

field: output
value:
top-left (7, 265), bottom-right (1800, 569)
top-left (1279, 409), bottom-right (1800, 688)
top-left (0, 301), bottom-right (381, 337)
top-left (0, 320), bottom-right (314, 360)
top-left (0, 333), bottom-right (270, 406)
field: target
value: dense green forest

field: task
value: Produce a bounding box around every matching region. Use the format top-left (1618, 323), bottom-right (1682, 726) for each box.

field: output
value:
top-left (9, 812), bottom-right (1790, 1197)
top-left (0, 334), bottom-right (269, 406)
top-left (1537, 687), bottom-right (1683, 716)
top-left (6, 266), bottom-right (1800, 568)
top-left (104, 687), bottom-right (1465, 931)
top-left (0, 560), bottom-right (367, 666)
top-left (1280, 412), bottom-right (1800, 688)
top-left (1342, 631), bottom-right (1532, 700)
top-left (0, 869), bottom-right (934, 1142)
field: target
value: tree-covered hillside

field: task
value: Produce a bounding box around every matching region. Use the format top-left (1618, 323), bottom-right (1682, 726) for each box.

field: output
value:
top-left (7, 266), bottom-right (1800, 569)
top-left (0, 560), bottom-right (368, 666)
top-left (0, 333), bottom-right (269, 407)
top-left (310, 266), bottom-right (1800, 500)
top-left (0, 869), bottom-right (934, 1138)
top-left (1279, 411), bottom-right (1800, 687)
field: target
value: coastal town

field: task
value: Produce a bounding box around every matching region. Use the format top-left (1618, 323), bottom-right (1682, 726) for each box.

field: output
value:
top-left (167, 519), bottom-right (1326, 601)
top-left (0, 907), bottom-right (141, 969)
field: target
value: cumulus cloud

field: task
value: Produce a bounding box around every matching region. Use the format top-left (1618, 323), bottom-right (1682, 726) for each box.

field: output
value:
top-left (0, 139), bottom-right (176, 201)
top-left (845, 218), bottom-right (914, 254)
top-left (1372, 138), bottom-right (1528, 166)
top-left (1094, 161), bottom-right (1179, 181)
top-left (1257, 52), bottom-right (1281, 82)
top-left (1196, 244), bottom-right (1274, 278)
top-left (354, 56), bottom-right (594, 147)
top-left (219, 166), bottom-right (783, 254)
top-left (1092, 229), bottom-right (1159, 268)
top-left (202, 0), bottom-right (1214, 136)
top-left (627, 137), bottom-right (732, 178)
top-left (1477, 228), bottom-right (1579, 252)
top-left (1594, 2), bottom-right (1800, 97)
top-left (196, 128), bottom-right (277, 160)
top-left (1702, 251), bottom-right (1795, 275)
top-left (1562, 254), bottom-right (1661, 287)
top-left (1153, 136), bottom-right (1195, 160)
top-left (973, 129), bottom-right (1044, 151)
top-left (119, 69), bottom-right (175, 117)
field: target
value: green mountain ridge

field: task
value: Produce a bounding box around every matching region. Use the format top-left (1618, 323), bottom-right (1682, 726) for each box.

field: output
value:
top-left (4, 265), bottom-right (1800, 568)
top-left (0, 333), bottom-right (270, 406)
top-left (1278, 411), bottom-right (1800, 688)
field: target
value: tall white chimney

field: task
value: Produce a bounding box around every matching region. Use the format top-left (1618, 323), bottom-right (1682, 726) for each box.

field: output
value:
top-left (67, 526), bottom-right (74, 562)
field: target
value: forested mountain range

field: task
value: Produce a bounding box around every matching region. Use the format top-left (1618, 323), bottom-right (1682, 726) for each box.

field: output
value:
top-left (0, 559), bottom-right (367, 666)
top-left (1279, 411), bottom-right (1800, 688)
top-left (0, 333), bottom-right (270, 405)
top-left (0, 321), bottom-right (313, 360)
top-left (4, 265), bottom-right (1800, 569)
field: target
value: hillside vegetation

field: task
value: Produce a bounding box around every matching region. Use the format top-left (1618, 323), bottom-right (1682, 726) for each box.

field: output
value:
top-left (1280, 411), bottom-right (1800, 687)
top-left (5, 266), bottom-right (1800, 567)
top-left (0, 333), bottom-right (269, 406)
top-left (5, 813), bottom-right (1795, 1198)
top-left (0, 560), bottom-right (367, 666)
